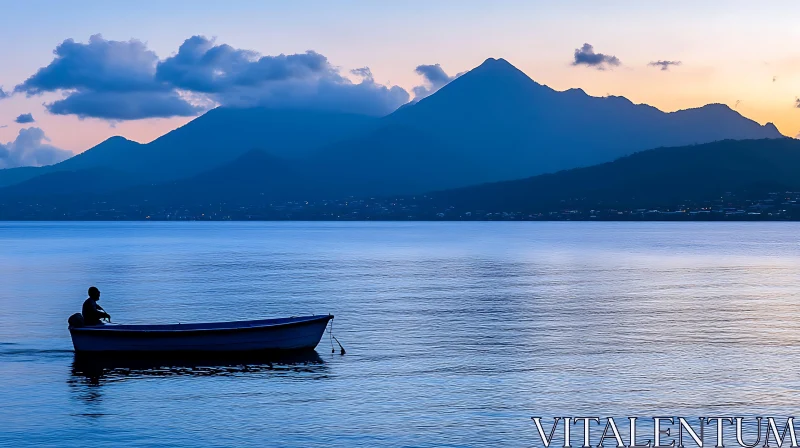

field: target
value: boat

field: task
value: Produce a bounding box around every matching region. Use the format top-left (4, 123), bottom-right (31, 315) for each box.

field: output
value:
top-left (69, 314), bottom-right (334, 354)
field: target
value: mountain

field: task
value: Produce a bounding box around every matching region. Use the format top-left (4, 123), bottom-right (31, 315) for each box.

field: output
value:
top-left (127, 108), bottom-right (377, 178)
top-left (0, 108), bottom-right (377, 188)
top-left (0, 166), bottom-right (46, 189)
top-left (123, 150), bottom-right (311, 205)
top-left (5, 138), bottom-right (800, 220)
top-left (370, 57), bottom-right (783, 184)
top-left (0, 167), bottom-right (142, 197)
top-left (142, 124), bottom-right (484, 202)
top-left (66, 127), bottom-right (480, 207)
top-left (425, 138), bottom-right (800, 212)
top-left (0, 57), bottom-right (785, 202)
top-left (0, 137), bottom-right (143, 188)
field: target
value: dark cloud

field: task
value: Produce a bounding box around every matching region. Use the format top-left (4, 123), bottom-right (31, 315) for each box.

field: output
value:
top-left (350, 67), bottom-right (374, 81)
top-left (648, 60), bottom-right (682, 71)
top-left (14, 34), bottom-right (202, 120)
top-left (46, 90), bottom-right (203, 120)
top-left (214, 75), bottom-right (409, 117)
top-left (412, 64), bottom-right (457, 101)
top-left (0, 127), bottom-right (73, 168)
top-left (14, 113), bottom-right (35, 124)
top-left (416, 64), bottom-right (451, 86)
top-left (0, 87), bottom-right (8, 100)
top-left (795, 98), bottom-right (800, 109)
top-left (15, 35), bottom-right (162, 94)
top-left (572, 43), bottom-right (621, 70)
top-left (156, 36), bottom-right (330, 92)
top-left (154, 36), bottom-right (407, 116)
top-left (16, 34), bottom-right (409, 119)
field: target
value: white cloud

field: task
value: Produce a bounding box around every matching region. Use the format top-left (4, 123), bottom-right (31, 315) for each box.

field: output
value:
top-left (0, 127), bottom-right (73, 168)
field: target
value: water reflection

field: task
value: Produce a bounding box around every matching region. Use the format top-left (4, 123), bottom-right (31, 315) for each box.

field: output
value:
top-left (70, 350), bottom-right (327, 383)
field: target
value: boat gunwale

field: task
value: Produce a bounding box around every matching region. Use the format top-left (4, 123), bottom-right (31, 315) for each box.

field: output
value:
top-left (69, 314), bottom-right (333, 336)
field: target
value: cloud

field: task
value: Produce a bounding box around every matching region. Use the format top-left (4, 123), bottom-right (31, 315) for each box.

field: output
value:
top-left (213, 74), bottom-right (409, 116)
top-left (14, 34), bottom-right (206, 120)
top-left (154, 36), bottom-right (407, 116)
top-left (648, 60), bottom-right (682, 71)
top-left (156, 36), bottom-right (330, 92)
top-left (45, 90), bottom-right (203, 120)
top-left (47, 90), bottom-right (203, 120)
top-left (412, 64), bottom-right (457, 100)
top-left (16, 34), bottom-right (410, 119)
top-left (350, 67), bottom-right (374, 81)
top-left (795, 98), bottom-right (800, 108)
top-left (0, 127), bottom-right (73, 168)
top-left (572, 43), bottom-right (621, 70)
top-left (0, 87), bottom-right (8, 100)
top-left (15, 35), bottom-right (161, 94)
top-left (14, 113), bottom-right (35, 124)
top-left (416, 64), bottom-right (451, 86)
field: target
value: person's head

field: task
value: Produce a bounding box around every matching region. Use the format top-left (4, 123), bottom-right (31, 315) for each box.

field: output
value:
top-left (88, 286), bottom-right (100, 300)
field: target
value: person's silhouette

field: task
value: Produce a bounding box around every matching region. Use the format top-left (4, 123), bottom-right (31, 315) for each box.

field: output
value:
top-left (81, 286), bottom-right (110, 326)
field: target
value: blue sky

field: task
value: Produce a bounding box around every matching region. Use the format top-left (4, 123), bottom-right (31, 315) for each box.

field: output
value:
top-left (1, 0), bottom-right (799, 157)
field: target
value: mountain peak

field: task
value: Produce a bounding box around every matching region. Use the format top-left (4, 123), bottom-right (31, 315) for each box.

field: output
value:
top-left (82, 136), bottom-right (140, 152)
top-left (564, 88), bottom-right (588, 96)
top-left (389, 57), bottom-right (545, 116)
top-left (471, 57), bottom-right (530, 78)
top-left (101, 135), bottom-right (135, 144)
top-left (436, 57), bottom-right (543, 96)
top-left (477, 57), bottom-right (513, 68)
top-left (764, 122), bottom-right (781, 134)
top-left (700, 102), bottom-right (734, 111)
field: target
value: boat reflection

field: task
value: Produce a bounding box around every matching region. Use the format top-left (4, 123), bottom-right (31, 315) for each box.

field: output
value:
top-left (71, 349), bottom-right (327, 383)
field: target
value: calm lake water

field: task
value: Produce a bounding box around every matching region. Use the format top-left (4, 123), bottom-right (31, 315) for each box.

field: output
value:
top-left (1, 222), bottom-right (800, 447)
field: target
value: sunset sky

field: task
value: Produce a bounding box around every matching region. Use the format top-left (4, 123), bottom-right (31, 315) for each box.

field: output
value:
top-left (2, 0), bottom-right (799, 157)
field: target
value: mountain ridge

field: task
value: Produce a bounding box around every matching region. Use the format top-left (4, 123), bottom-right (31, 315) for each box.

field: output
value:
top-left (0, 108), bottom-right (377, 188)
top-left (425, 137), bottom-right (800, 213)
top-left (375, 57), bottom-right (782, 184)
top-left (0, 57), bottom-right (785, 200)
top-left (2, 138), bottom-right (799, 220)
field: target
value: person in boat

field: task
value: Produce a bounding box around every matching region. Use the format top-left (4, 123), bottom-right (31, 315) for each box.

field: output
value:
top-left (82, 286), bottom-right (110, 326)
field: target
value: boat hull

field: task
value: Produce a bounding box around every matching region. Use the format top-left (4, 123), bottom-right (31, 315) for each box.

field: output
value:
top-left (69, 315), bottom-right (333, 354)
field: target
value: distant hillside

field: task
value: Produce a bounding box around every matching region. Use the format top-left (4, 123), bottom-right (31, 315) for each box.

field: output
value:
top-left (131, 108), bottom-right (377, 177)
top-left (0, 137), bottom-right (144, 188)
top-left (0, 167), bottom-right (142, 197)
top-left (374, 58), bottom-right (783, 184)
top-left (426, 138), bottom-right (800, 212)
top-left (0, 57), bottom-right (785, 203)
top-left (0, 166), bottom-right (46, 189)
top-left (0, 108), bottom-right (376, 188)
top-left (65, 128), bottom-right (482, 206)
top-left (180, 58), bottom-right (784, 198)
top-left (123, 150), bottom-right (312, 205)
top-left (4, 139), bottom-right (800, 220)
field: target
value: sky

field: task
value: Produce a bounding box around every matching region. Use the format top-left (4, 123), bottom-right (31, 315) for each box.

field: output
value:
top-left (2, 0), bottom-right (800, 163)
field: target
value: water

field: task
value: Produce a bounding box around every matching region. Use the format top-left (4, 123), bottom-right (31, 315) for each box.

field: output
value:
top-left (1, 222), bottom-right (799, 447)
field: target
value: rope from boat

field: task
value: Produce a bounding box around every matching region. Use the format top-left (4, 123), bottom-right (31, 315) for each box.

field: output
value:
top-left (328, 319), bottom-right (346, 355)
top-left (329, 319), bottom-right (334, 353)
